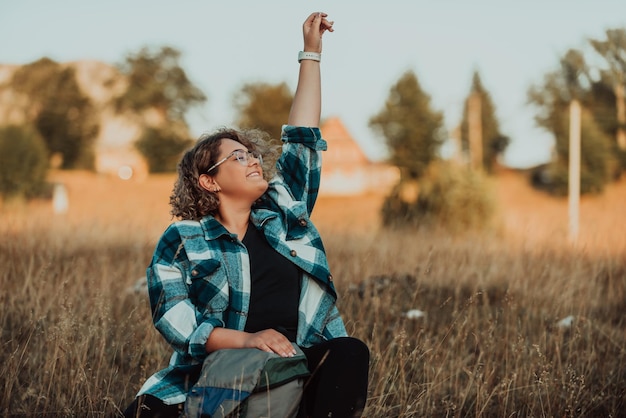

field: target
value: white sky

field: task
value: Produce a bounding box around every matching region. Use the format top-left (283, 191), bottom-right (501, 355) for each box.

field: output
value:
top-left (2, 0), bottom-right (625, 168)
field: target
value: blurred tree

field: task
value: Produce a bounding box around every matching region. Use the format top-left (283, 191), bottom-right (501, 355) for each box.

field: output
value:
top-left (115, 46), bottom-right (207, 123)
top-left (381, 160), bottom-right (495, 232)
top-left (590, 28), bottom-right (626, 171)
top-left (11, 58), bottom-right (99, 169)
top-left (460, 71), bottom-right (510, 173)
top-left (369, 70), bottom-right (445, 180)
top-left (534, 111), bottom-right (614, 195)
top-left (528, 49), bottom-right (616, 194)
top-left (528, 49), bottom-right (590, 134)
top-left (233, 82), bottom-right (293, 141)
top-left (135, 126), bottom-right (193, 173)
top-left (585, 73), bottom-right (625, 178)
top-left (10, 57), bottom-right (58, 118)
top-left (369, 70), bottom-right (493, 232)
top-left (0, 125), bottom-right (49, 199)
top-left (35, 67), bottom-right (99, 169)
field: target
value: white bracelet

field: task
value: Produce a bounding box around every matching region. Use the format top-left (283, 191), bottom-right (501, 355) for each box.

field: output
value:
top-left (298, 51), bottom-right (321, 63)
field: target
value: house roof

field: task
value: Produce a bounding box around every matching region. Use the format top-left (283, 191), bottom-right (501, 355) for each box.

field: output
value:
top-left (320, 116), bottom-right (370, 169)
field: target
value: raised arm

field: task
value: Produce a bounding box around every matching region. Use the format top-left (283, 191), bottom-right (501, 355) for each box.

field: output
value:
top-left (287, 12), bottom-right (334, 127)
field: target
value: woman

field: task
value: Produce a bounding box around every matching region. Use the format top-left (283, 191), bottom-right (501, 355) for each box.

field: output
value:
top-left (124, 12), bottom-right (369, 418)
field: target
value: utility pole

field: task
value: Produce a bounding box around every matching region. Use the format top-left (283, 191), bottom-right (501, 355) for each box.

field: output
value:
top-left (468, 92), bottom-right (483, 171)
top-left (568, 100), bottom-right (581, 243)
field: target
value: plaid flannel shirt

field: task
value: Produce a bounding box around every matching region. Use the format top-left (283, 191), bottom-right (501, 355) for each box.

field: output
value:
top-left (136, 125), bottom-right (348, 405)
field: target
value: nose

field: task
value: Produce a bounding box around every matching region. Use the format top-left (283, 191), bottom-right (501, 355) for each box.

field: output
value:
top-left (248, 153), bottom-right (261, 165)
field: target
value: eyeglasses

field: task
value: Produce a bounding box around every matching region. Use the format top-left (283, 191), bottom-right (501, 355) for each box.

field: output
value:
top-left (206, 149), bottom-right (263, 173)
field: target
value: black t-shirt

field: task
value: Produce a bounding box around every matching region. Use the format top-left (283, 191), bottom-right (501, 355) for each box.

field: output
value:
top-left (242, 222), bottom-right (300, 341)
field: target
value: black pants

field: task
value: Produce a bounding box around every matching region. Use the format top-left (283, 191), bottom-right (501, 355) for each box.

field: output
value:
top-left (123, 394), bottom-right (182, 418)
top-left (123, 337), bottom-right (369, 418)
top-left (299, 337), bottom-right (370, 418)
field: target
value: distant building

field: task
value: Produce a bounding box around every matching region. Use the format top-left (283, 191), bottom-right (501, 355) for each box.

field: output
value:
top-left (0, 61), bottom-right (398, 190)
top-left (320, 117), bottom-right (398, 195)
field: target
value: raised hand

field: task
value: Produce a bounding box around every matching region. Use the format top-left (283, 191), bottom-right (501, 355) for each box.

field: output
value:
top-left (303, 12), bottom-right (334, 53)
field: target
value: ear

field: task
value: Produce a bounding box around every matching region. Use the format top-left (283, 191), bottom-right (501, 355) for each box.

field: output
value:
top-left (199, 174), bottom-right (220, 193)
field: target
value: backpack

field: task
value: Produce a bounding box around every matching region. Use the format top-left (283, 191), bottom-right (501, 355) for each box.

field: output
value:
top-left (185, 343), bottom-right (309, 418)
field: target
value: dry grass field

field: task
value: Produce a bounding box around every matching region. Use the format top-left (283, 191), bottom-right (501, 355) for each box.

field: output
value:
top-left (1, 169), bottom-right (625, 417)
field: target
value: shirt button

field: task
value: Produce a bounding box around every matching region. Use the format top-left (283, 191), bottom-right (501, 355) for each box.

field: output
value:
top-left (328, 274), bottom-right (333, 281)
top-left (191, 270), bottom-right (198, 276)
top-left (290, 250), bottom-right (297, 257)
top-left (298, 218), bottom-right (308, 227)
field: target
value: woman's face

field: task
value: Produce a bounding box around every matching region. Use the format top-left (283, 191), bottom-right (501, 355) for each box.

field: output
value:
top-left (209, 138), bottom-right (268, 203)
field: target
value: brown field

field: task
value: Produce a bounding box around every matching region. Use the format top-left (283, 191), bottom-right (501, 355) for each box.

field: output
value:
top-left (1, 170), bottom-right (625, 417)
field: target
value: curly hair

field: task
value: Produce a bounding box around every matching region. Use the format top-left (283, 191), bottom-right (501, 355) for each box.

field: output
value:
top-left (170, 127), bottom-right (280, 220)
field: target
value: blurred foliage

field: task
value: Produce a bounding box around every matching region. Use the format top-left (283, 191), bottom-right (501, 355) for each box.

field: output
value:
top-left (0, 125), bottom-right (49, 199)
top-left (382, 161), bottom-right (495, 233)
top-left (233, 82), bottom-right (293, 142)
top-left (135, 127), bottom-right (193, 173)
top-left (460, 71), bottom-right (510, 174)
top-left (528, 28), bottom-right (626, 195)
top-left (115, 46), bottom-right (206, 172)
top-left (531, 111), bottom-right (615, 195)
top-left (11, 58), bottom-right (99, 169)
top-left (115, 46), bottom-right (206, 123)
top-left (590, 28), bottom-right (626, 94)
top-left (369, 70), bottom-right (445, 180)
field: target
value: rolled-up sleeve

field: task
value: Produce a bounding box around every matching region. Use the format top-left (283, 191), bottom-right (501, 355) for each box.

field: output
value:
top-left (276, 125), bottom-right (327, 214)
top-left (147, 227), bottom-right (223, 360)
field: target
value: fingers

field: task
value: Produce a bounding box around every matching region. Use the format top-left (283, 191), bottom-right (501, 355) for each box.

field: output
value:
top-left (249, 329), bottom-right (297, 357)
top-left (305, 12), bottom-right (334, 33)
top-left (321, 18), bottom-right (334, 33)
top-left (308, 12), bottom-right (327, 22)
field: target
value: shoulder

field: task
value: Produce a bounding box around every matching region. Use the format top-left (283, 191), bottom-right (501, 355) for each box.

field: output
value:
top-left (168, 219), bottom-right (203, 236)
top-left (154, 220), bottom-right (205, 256)
top-left (157, 220), bottom-right (203, 243)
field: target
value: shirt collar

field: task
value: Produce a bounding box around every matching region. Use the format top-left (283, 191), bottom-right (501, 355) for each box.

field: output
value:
top-left (200, 216), bottom-right (232, 240)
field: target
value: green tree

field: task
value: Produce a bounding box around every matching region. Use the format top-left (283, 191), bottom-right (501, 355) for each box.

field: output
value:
top-left (115, 46), bottom-right (207, 123)
top-left (381, 161), bottom-right (495, 232)
top-left (234, 82), bottom-right (293, 141)
top-left (116, 46), bottom-right (206, 173)
top-left (460, 71), bottom-right (510, 173)
top-left (135, 127), bottom-right (193, 173)
top-left (34, 67), bottom-right (99, 169)
top-left (536, 111), bottom-right (614, 195)
top-left (528, 49), bottom-right (616, 194)
top-left (369, 70), bottom-right (445, 180)
top-left (10, 57), bottom-right (58, 116)
top-left (0, 125), bottom-right (49, 199)
top-left (369, 70), bottom-right (494, 232)
top-left (590, 28), bottom-right (626, 172)
top-left (11, 58), bottom-right (99, 169)
top-left (528, 49), bottom-right (590, 135)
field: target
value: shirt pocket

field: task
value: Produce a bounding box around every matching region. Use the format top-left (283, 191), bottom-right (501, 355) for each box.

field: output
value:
top-left (285, 201), bottom-right (311, 240)
top-left (188, 259), bottom-right (229, 314)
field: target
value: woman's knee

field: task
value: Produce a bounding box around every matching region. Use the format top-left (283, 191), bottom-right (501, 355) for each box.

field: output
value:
top-left (327, 337), bottom-right (370, 364)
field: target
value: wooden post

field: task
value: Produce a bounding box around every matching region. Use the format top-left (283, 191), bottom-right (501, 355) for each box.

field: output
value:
top-left (568, 100), bottom-right (581, 243)
top-left (468, 92), bottom-right (483, 171)
top-left (52, 183), bottom-right (69, 214)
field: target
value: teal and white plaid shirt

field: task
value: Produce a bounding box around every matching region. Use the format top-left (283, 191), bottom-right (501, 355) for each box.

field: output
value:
top-left (136, 125), bottom-right (348, 405)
